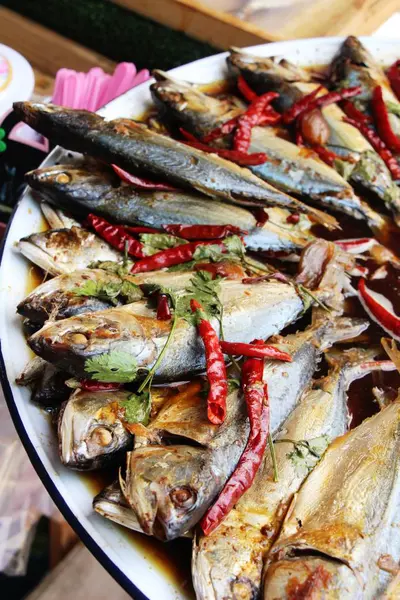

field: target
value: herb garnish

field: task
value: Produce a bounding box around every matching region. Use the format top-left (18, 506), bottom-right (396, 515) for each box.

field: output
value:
top-left (120, 390), bottom-right (151, 425)
top-left (140, 233), bottom-right (186, 256)
top-left (84, 351), bottom-right (138, 383)
top-left (275, 435), bottom-right (330, 473)
top-left (72, 277), bottom-right (142, 305)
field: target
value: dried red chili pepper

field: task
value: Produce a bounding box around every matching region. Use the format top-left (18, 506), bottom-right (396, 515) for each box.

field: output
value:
top-left (86, 214), bottom-right (145, 258)
top-left (130, 240), bottom-right (225, 273)
top-left (343, 116), bottom-right (400, 180)
top-left (358, 278), bottom-right (400, 341)
top-left (78, 380), bottom-right (123, 392)
top-left (124, 226), bottom-right (160, 234)
top-left (163, 223), bottom-right (246, 240)
top-left (190, 299), bottom-right (228, 425)
top-left (286, 213), bottom-right (300, 224)
top-left (237, 75), bottom-right (258, 102)
top-left (282, 86), bottom-right (323, 124)
top-left (220, 340), bottom-right (292, 361)
top-left (372, 86), bottom-right (400, 153)
top-left (335, 237), bottom-right (376, 254)
top-left (201, 340), bottom-right (269, 535)
top-left (234, 92), bottom-right (279, 153)
top-left (283, 86), bottom-right (361, 124)
top-left (202, 117), bottom-right (239, 143)
top-left (112, 165), bottom-right (178, 191)
top-left (253, 208), bottom-right (269, 226)
top-left (388, 60), bottom-right (400, 100)
top-left (341, 100), bottom-right (372, 124)
top-left (180, 129), bottom-right (267, 166)
top-left (156, 294), bottom-right (171, 321)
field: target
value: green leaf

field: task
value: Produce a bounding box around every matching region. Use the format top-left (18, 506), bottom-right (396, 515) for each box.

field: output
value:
top-left (277, 435), bottom-right (330, 474)
top-left (223, 235), bottom-right (245, 258)
top-left (176, 270), bottom-right (222, 324)
top-left (193, 244), bottom-right (224, 262)
top-left (140, 233), bottom-right (186, 256)
top-left (72, 277), bottom-right (142, 305)
top-left (167, 260), bottom-right (197, 272)
top-left (87, 260), bottom-right (131, 277)
top-left (84, 351), bottom-right (138, 383)
top-left (386, 101), bottom-right (400, 117)
top-left (120, 391), bottom-right (151, 425)
top-left (227, 378), bottom-right (240, 394)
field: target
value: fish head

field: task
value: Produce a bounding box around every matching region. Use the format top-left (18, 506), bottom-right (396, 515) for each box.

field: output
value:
top-left (18, 226), bottom-right (119, 275)
top-left (122, 445), bottom-right (220, 540)
top-left (151, 70), bottom-right (243, 138)
top-left (58, 389), bottom-right (132, 469)
top-left (26, 162), bottom-right (118, 213)
top-left (28, 308), bottom-right (150, 377)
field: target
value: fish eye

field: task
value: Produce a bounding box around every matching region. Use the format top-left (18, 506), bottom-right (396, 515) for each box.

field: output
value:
top-left (90, 426), bottom-right (113, 447)
top-left (170, 486), bottom-right (197, 509)
top-left (56, 172), bottom-right (71, 184)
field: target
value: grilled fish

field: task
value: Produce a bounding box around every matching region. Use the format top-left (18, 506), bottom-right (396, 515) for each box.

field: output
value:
top-left (26, 163), bottom-right (314, 253)
top-left (18, 226), bottom-right (120, 276)
top-left (14, 102), bottom-right (337, 229)
top-left (192, 347), bottom-right (391, 600)
top-left (119, 315), bottom-right (368, 541)
top-left (330, 36), bottom-right (400, 135)
top-left (58, 388), bottom-right (133, 470)
top-left (151, 71), bottom-right (377, 224)
top-left (16, 356), bottom-right (69, 407)
top-left (263, 395), bottom-right (400, 600)
top-left (93, 481), bottom-right (145, 533)
top-left (27, 278), bottom-right (305, 380)
top-left (40, 202), bottom-right (80, 229)
top-left (228, 48), bottom-right (400, 224)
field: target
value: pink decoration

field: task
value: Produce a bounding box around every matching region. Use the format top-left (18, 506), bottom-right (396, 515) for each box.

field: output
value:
top-left (51, 63), bottom-right (150, 111)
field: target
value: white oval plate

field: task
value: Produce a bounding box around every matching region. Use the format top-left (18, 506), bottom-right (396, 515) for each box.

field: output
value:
top-left (1, 37), bottom-right (399, 600)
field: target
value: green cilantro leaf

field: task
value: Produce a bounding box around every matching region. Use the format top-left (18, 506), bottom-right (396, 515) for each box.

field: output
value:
top-left (84, 351), bottom-right (138, 383)
top-left (140, 233), bottom-right (186, 256)
top-left (120, 390), bottom-right (151, 425)
top-left (176, 270), bottom-right (222, 324)
top-left (386, 101), bottom-right (400, 117)
top-left (193, 244), bottom-right (225, 262)
top-left (87, 259), bottom-right (131, 277)
top-left (223, 235), bottom-right (245, 259)
top-left (277, 435), bottom-right (330, 474)
top-left (119, 279), bottom-right (143, 303)
top-left (72, 277), bottom-right (142, 306)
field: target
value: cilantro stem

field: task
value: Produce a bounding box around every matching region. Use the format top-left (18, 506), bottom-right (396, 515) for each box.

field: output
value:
top-left (276, 438), bottom-right (321, 459)
top-left (268, 432), bottom-right (279, 481)
top-left (296, 284), bottom-right (331, 312)
top-left (137, 312), bottom-right (178, 393)
top-left (244, 256), bottom-right (274, 275)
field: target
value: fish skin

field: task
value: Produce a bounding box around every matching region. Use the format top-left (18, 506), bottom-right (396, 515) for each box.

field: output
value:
top-left (191, 340), bottom-right (374, 600)
top-left (151, 73), bottom-right (370, 223)
top-left (17, 269), bottom-right (122, 324)
top-left (13, 102), bottom-right (338, 229)
top-left (228, 49), bottom-right (400, 224)
top-left (58, 388), bottom-right (133, 470)
top-left (263, 393), bottom-right (400, 600)
top-left (18, 226), bottom-right (120, 276)
top-left (27, 279), bottom-right (305, 380)
top-left (93, 481), bottom-right (146, 533)
top-left (27, 163), bottom-right (314, 253)
top-left (118, 315), bottom-right (368, 542)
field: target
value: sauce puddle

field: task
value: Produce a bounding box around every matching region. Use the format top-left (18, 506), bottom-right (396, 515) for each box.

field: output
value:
top-left (82, 470), bottom-right (195, 598)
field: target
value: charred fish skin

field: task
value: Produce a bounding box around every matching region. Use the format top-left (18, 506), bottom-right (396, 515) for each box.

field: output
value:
top-left (18, 226), bottom-right (120, 276)
top-left (27, 164), bottom-right (314, 253)
top-left (151, 72), bottom-right (367, 221)
top-left (58, 388), bottom-right (133, 470)
top-left (27, 279), bottom-right (305, 380)
top-left (263, 397), bottom-right (400, 600)
top-left (191, 332), bottom-right (371, 600)
top-left (13, 102), bottom-right (337, 229)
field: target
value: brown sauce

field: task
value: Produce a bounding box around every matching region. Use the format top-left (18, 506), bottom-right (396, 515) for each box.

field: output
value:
top-left (348, 370), bottom-right (400, 429)
top-left (83, 470), bottom-right (194, 598)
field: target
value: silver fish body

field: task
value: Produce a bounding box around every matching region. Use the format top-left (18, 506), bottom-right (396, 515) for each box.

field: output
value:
top-left (58, 388), bottom-right (133, 470)
top-left (18, 226), bottom-right (120, 276)
top-left (27, 163), bottom-right (314, 253)
top-left (191, 337), bottom-right (373, 600)
top-left (119, 315), bottom-right (368, 542)
top-left (28, 279), bottom-right (304, 380)
top-left (263, 393), bottom-right (400, 599)
top-left (93, 481), bottom-right (145, 533)
top-left (228, 49), bottom-right (400, 224)
top-left (13, 102), bottom-right (337, 229)
top-left (151, 72), bottom-right (367, 222)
